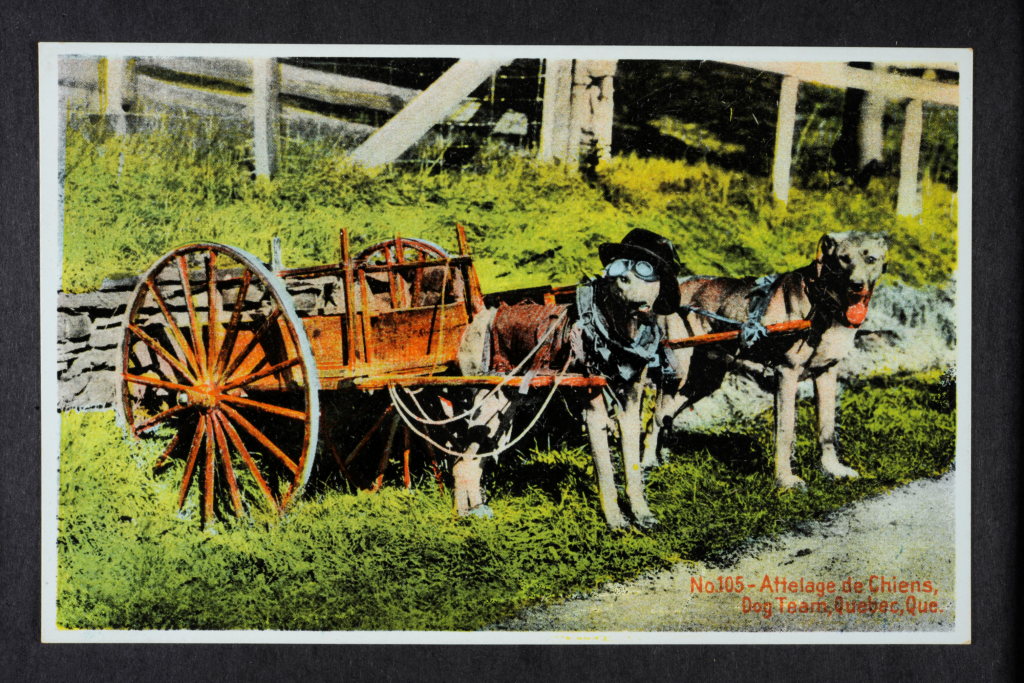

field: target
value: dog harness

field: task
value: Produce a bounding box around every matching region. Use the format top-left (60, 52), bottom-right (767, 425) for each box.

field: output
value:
top-left (678, 274), bottom-right (782, 348)
top-left (487, 279), bottom-right (671, 401)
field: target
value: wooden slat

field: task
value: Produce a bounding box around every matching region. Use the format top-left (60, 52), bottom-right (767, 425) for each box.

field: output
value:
top-left (720, 61), bottom-right (960, 106)
top-left (135, 58), bottom-right (421, 113)
top-left (349, 59), bottom-right (512, 167)
top-left (355, 374), bottom-right (607, 390)
top-left (280, 63), bottom-right (419, 114)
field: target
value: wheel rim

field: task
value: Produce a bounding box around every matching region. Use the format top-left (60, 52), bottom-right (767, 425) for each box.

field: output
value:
top-left (355, 237), bottom-right (451, 265)
top-left (117, 243), bottom-right (319, 524)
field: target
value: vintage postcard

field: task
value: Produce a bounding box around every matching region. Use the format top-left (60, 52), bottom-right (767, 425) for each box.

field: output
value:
top-left (40, 44), bottom-right (971, 643)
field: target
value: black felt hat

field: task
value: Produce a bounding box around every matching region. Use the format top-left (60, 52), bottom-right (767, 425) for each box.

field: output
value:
top-left (598, 228), bottom-right (681, 314)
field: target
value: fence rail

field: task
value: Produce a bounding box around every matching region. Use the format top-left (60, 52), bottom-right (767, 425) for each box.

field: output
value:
top-left (134, 58), bottom-right (422, 114)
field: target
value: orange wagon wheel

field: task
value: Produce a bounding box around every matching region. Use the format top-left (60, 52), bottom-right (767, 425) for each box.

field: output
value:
top-left (117, 243), bottom-right (320, 526)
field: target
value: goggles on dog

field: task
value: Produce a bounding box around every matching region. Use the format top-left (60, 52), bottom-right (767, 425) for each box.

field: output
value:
top-left (605, 259), bottom-right (659, 282)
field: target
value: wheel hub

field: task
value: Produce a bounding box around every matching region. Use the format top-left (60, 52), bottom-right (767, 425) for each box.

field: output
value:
top-left (184, 383), bottom-right (221, 409)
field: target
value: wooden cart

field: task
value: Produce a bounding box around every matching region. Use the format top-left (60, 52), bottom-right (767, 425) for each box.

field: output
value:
top-left (117, 225), bottom-right (604, 524)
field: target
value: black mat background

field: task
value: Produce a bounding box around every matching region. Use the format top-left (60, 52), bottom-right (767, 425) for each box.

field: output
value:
top-left (2, 1), bottom-right (1019, 680)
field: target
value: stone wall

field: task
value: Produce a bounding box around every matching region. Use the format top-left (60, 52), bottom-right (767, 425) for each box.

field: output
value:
top-left (58, 285), bottom-right (132, 412)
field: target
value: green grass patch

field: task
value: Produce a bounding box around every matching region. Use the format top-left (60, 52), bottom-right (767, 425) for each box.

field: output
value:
top-left (62, 121), bottom-right (957, 294)
top-left (57, 370), bottom-right (955, 631)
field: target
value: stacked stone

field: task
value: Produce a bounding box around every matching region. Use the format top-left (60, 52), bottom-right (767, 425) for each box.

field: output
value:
top-left (58, 285), bottom-right (132, 412)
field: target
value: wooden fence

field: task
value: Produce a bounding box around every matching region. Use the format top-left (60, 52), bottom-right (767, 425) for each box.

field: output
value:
top-left (720, 60), bottom-right (960, 216)
top-left (60, 56), bottom-right (961, 217)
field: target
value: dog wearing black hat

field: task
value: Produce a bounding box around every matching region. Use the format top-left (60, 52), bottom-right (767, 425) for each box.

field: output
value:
top-left (441, 228), bottom-right (678, 530)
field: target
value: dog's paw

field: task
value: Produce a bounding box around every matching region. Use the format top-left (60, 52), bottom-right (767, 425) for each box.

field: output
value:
top-left (466, 504), bottom-right (495, 519)
top-left (604, 510), bottom-right (631, 531)
top-left (633, 513), bottom-right (659, 531)
top-left (775, 474), bottom-right (807, 489)
top-left (821, 462), bottom-right (860, 480)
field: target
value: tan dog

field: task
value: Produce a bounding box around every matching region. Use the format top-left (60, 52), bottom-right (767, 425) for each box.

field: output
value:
top-left (442, 229), bottom-right (680, 529)
top-left (645, 231), bottom-right (890, 488)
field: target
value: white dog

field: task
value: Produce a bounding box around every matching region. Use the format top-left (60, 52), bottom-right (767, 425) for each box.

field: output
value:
top-left (434, 229), bottom-right (681, 530)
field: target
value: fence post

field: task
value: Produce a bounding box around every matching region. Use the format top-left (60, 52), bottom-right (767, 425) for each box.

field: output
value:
top-left (102, 57), bottom-right (137, 135)
top-left (538, 60), bottom-right (573, 163)
top-left (896, 98), bottom-right (924, 217)
top-left (586, 61), bottom-right (617, 162)
top-left (252, 58), bottom-right (281, 178)
top-left (858, 91), bottom-right (887, 169)
top-left (772, 75), bottom-right (800, 203)
top-left (541, 60), bottom-right (617, 169)
top-left (858, 64), bottom-right (888, 170)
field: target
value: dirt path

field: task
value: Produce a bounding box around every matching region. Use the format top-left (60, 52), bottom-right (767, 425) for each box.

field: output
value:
top-left (491, 472), bottom-right (958, 632)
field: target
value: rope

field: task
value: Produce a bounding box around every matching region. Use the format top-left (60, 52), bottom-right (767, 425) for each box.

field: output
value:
top-left (394, 309), bottom-right (569, 426)
top-left (389, 354), bottom-right (574, 461)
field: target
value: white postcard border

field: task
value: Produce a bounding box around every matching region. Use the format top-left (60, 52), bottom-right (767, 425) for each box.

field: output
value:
top-left (40, 42), bottom-right (973, 645)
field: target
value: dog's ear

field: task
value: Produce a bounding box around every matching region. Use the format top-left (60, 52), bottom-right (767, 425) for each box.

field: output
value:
top-left (815, 234), bottom-right (837, 262)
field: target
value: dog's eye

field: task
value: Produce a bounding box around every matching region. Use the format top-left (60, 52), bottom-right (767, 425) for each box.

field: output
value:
top-left (865, 256), bottom-right (877, 264)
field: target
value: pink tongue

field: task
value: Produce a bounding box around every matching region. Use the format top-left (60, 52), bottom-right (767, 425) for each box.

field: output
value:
top-left (846, 300), bottom-right (869, 326)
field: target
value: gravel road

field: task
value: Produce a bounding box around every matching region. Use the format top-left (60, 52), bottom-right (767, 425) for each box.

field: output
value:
top-left (491, 471), bottom-right (958, 632)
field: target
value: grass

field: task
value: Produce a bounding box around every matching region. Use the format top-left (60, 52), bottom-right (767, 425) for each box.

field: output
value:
top-left (57, 370), bottom-right (955, 631)
top-left (61, 119), bottom-right (958, 295)
top-left (56, 118), bottom-right (959, 631)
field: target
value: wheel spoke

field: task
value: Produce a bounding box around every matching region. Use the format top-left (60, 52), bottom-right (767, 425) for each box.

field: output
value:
top-left (219, 309), bottom-right (282, 384)
top-left (214, 410), bottom-right (278, 512)
top-left (219, 403), bottom-right (300, 475)
top-left (135, 404), bottom-right (191, 434)
top-left (127, 324), bottom-right (197, 384)
top-left (178, 255), bottom-right (209, 379)
top-left (123, 373), bottom-right (191, 394)
top-left (207, 251), bottom-right (221, 374)
top-left (203, 410), bottom-right (216, 524)
top-left (221, 358), bottom-right (301, 392)
top-left (220, 394), bottom-right (308, 421)
top-left (146, 278), bottom-right (202, 378)
top-left (214, 269), bottom-right (252, 380)
top-left (178, 415), bottom-right (207, 510)
top-left (152, 432), bottom-right (180, 472)
top-left (211, 409), bottom-right (244, 517)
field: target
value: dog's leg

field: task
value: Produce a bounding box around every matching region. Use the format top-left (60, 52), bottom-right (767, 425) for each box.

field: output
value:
top-left (585, 390), bottom-right (630, 530)
top-left (640, 388), bottom-right (663, 471)
top-left (774, 366), bottom-right (806, 488)
top-left (642, 313), bottom-right (694, 470)
top-left (619, 381), bottom-right (658, 528)
top-left (453, 453), bottom-right (489, 516)
top-left (452, 390), bottom-right (509, 518)
top-left (814, 366), bottom-right (859, 480)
